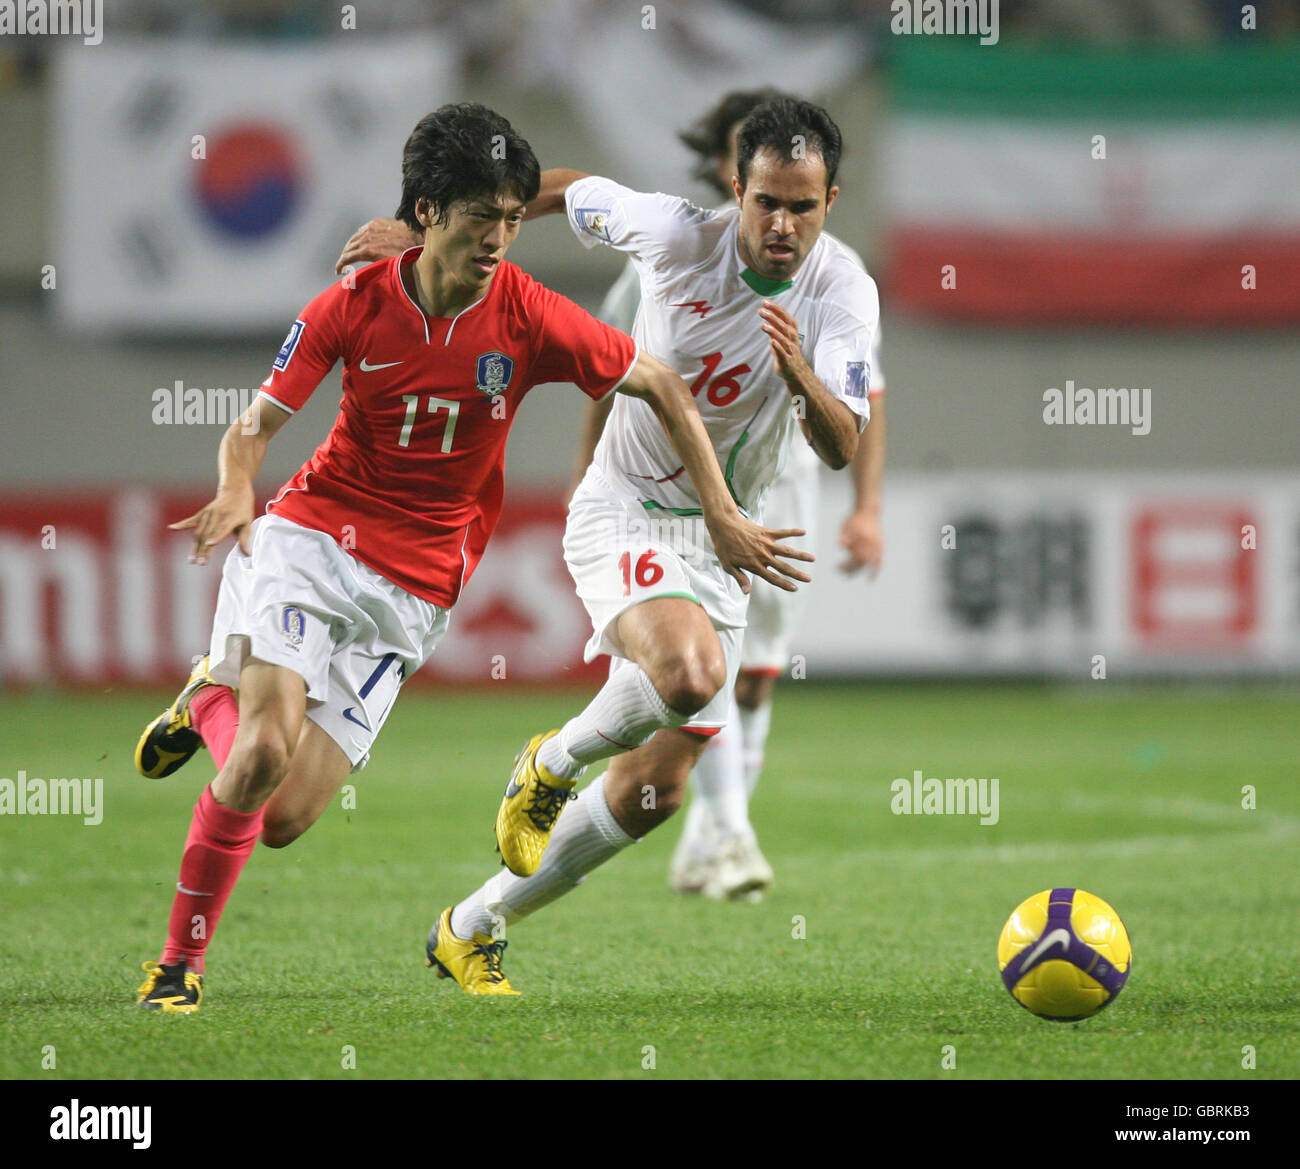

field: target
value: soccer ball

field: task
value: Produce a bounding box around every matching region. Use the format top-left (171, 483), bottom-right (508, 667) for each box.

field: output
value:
top-left (997, 887), bottom-right (1132, 1021)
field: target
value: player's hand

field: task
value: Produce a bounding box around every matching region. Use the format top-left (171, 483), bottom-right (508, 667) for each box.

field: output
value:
top-left (335, 218), bottom-right (423, 274)
top-left (169, 486), bottom-right (256, 566)
top-left (758, 300), bottom-right (810, 384)
top-left (839, 508), bottom-right (883, 576)
top-left (707, 511), bottom-right (814, 595)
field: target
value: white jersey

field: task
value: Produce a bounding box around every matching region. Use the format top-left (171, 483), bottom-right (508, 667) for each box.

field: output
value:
top-left (598, 225), bottom-right (887, 494)
top-left (566, 176), bottom-right (878, 518)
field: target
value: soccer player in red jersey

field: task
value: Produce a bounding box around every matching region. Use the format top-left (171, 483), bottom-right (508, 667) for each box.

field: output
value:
top-left (133, 103), bottom-right (810, 1012)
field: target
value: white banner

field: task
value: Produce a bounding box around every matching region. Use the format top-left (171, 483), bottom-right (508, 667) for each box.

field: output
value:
top-left (1, 476), bottom-right (1296, 684)
top-left (887, 118), bottom-right (1300, 234)
top-left (796, 472), bottom-right (1298, 677)
top-left (53, 37), bottom-right (457, 331)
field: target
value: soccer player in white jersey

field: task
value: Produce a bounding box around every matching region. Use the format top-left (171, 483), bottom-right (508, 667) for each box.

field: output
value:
top-left (584, 91), bottom-right (889, 902)
top-left (338, 97), bottom-right (876, 993)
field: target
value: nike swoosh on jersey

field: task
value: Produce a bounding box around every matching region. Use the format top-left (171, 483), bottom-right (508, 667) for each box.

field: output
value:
top-left (1022, 927), bottom-right (1072, 968)
top-left (342, 707), bottom-right (372, 732)
top-left (359, 357), bottom-right (404, 371)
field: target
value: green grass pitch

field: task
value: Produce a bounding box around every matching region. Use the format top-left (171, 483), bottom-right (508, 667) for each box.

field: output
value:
top-left (1, 681), bottom-right (1297, 1080)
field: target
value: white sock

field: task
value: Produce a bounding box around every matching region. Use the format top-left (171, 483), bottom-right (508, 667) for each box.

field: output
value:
top-left (737, 700), bottom-right (773, 797)
top-left (450, 772), bottom-right (634, 937)
top-left (687, 696), bottom-right (751, 841)
top-left (672, 795), bottom-right (718, 866)
top-left (538, 664), bottom-right (687, 779)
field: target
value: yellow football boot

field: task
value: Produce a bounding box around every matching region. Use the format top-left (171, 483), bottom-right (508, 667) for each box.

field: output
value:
top-left (135, 653), bottom-right (219, 778)
top-left (425, 907), bottom-right (520, 996)
top-left (493, 730), bottom-right (575, 877)
top-left (136, 960), bottom-right (203, 1014)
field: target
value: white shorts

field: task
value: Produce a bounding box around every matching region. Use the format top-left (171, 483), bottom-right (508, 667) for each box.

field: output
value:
top-left (208, 514), bottom-right (449, 770)
top-left (564, 465), bottom-right (747, 730)
top-left (742, 451), bottom-right (819, 674)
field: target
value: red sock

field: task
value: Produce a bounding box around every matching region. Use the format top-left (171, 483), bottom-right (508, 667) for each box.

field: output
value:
top-left (190, 684), bottom-right (239, 771)
top-left (160, 786), bottom-right (263, 974)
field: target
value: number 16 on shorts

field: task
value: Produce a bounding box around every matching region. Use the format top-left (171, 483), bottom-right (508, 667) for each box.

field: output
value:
top-left (618, 549), bottom-right (665, 596)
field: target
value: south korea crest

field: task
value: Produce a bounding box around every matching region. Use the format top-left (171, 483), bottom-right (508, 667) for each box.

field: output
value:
top-left (280, 605), bottom-right (305, 649)
top-left (475, 351), bottom-right (515, 398)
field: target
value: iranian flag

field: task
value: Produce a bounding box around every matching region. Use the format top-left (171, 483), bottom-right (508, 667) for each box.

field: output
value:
top-left (883, 44), bottom-right (1300, 326)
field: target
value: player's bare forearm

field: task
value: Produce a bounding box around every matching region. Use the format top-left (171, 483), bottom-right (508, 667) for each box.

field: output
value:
top-left (618, 352), bottom-right (814, 593)
top-left (568, 393), bottom-right (615, 500)
top-left (788, 361), bottom-right (858, 470)
top-left (525, 169), bottom-right (589, 220)
top-left (853, 394), bottom-right (885, 514)
top-left (758, 300), bottom-right (857, 469)
top-left (839, 394), bottom-right (886, 575)
top-left (620, 354), bottom-right (736, 521)
top-left (171, 397), bottom-right (292, 564)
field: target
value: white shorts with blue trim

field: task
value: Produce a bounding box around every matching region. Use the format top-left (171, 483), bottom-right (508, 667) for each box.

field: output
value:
top-left (208, 514), bottom-right (449, 771)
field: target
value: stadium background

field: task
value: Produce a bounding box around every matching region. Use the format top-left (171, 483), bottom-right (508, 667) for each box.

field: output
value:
top-left (1, 0), bottom-right (1299, 1090)
top-left (2, 0), bottom-right (1298, 686)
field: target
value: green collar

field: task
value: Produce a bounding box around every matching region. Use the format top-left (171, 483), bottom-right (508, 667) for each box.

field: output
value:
top-left (740, 267), bottom-right (793, 297)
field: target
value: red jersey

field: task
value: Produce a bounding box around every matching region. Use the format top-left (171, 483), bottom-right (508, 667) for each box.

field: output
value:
top-left (260, 249), bottom-right (637, 607)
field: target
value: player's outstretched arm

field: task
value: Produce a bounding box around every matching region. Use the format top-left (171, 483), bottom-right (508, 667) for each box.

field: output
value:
top-left (617, 351), bottom-right (814, 594)
top-left (759, 299), bottom-right (859, 470)
top-left (333, 167), bottom-right (589, 268)
top-left (335, 219), bottom-right (424, 273)
top-left (524, 169), bottom-right (590, 220)
top-left (840, 394), bottom-right (886, 575)
top-left (168, 396), bottom-right (293, 566)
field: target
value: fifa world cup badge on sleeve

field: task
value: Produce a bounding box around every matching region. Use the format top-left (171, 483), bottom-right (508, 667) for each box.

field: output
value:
top-left (274, 320), bottom-right (306, 371)
top-left (844, 361), bottom-right (867, 400)
top-left (575, 208), bottom-right (613, 242)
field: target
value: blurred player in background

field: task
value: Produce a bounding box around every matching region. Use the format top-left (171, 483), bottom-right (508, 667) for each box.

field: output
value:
top-left (586, 91), bottom-right (889, 902)
top-left (341, 96), bottom-right (877, 993)
top-left (132, 103), bottom-right (797, 1013)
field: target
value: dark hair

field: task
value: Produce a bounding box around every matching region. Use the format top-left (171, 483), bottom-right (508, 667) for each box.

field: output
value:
top-left (678, 88), bottom-right (786, 198)
top-left (735, 96), bottom-right (842, 192)
top-left (395, 103), bottom-right (541, 232)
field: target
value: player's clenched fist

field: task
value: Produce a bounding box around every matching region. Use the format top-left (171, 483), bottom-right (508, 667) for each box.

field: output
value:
top-left (168, 487), bottom-right (255, 566)
top-left (335, 218), bottom-right (423, 274)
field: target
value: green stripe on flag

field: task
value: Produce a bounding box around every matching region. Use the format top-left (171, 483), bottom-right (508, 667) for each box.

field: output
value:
top-left (890, 43), bottom-right (1300, 120)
